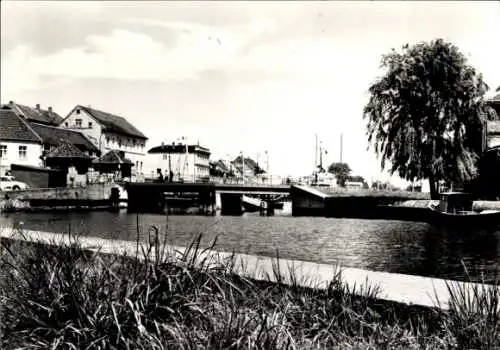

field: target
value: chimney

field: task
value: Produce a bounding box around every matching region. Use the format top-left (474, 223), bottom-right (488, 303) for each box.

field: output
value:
top-left (36, 104), bottom-right (40, 111)
top-left (48, 107), bottom-right (53, 113)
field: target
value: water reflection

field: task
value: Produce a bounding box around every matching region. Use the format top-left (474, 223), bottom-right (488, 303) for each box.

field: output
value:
top-left (1, 211), bottom-right (498, 284)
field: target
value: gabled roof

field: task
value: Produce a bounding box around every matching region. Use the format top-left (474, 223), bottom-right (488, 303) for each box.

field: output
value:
top-left (0, 107), bottom-right (42, 143)
top-left (93, 150), bottom-right (133, 164)
top-left (231, 156), bottom-right (265, 173)
top-left (29, 123), bottom-right (99, 153)
top-left (46, 142), bottom-right (91, 159)
top-left (75, 105), bottom-right (148, 140)
top-left (5, 101), bottom-right (63, 126)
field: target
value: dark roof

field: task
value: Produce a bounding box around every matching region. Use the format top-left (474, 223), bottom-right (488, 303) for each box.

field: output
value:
top-left (93, 150), bottom-right (133, 164)
top-left (76, 105), bottom-right (147, 140)
top-left (6, 102), bottom-right (64, 126)
top-left (29, 123), bottom-right (99, 153)
top-left (148, 143), bottom-right (211, 154)
top-left (46, 142), bottom-right (91, 159)
top-left (0, 108), bottom-right (41, 143)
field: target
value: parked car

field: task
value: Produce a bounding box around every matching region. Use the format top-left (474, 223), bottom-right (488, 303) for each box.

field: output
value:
top-left (0, 175), bottom-right (30, 191)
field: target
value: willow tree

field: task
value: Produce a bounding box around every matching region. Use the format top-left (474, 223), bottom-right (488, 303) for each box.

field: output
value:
top-left (364, 39), bottom-right (488, 199)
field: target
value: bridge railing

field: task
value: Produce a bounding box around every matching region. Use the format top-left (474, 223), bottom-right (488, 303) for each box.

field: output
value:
top-left (210, 174), bottom-right (297, 186)
top-left (140, 174), bottom-right (301, 188)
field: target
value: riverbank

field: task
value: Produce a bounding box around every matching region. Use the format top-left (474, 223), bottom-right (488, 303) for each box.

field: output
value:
top-left (1, 229), bottom-right (498, 349)
top-left (0, 183), bottom-right (125, 213)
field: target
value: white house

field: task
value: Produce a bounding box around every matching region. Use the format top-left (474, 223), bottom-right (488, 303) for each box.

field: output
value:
top-left (146, 141), bottom-right (211, 182)
top-left (0, 104), bottom-right (100, 177)
top-left (60, 105), bottom-right (148, 179)
top-left (0, 108), bottom-right (43, 176)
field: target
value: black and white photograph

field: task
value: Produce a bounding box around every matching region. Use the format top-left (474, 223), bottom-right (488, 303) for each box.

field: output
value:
top-left (1, 1), bottom-right (499, 348)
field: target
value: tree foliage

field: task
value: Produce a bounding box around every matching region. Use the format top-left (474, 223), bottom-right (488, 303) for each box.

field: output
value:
top-left (328, 162), bottom-right (351, 187)
top-left (363, 39), bottom-right (489, 198)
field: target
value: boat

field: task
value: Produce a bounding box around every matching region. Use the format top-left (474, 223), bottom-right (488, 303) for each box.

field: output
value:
top-left (426, 192), bottom-right (500, 228)
top-left (242, 195), bottom-right (267, 213)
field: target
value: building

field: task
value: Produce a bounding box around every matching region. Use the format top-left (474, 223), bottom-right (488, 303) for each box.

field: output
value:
top-left (0, 105), bottom-right (99, 177)
top-left (5, 101), bottom-right (63, 126)
top-left (59, 105), bottom-right (148, 179)
top-left (230, 155), bottom-right (267, 183)
top-left (0, 108), bottom-right (43, 176)
top-left (30, 123), bottom-right (100, 158)
top-left (147, 141), bottom-right (211, 182)
top-left (486, 92), bottom-right (500, 149)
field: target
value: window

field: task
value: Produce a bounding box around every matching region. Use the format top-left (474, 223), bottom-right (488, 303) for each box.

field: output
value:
top-left (65, 122), bottom-right (68, 127)
top-left (76, 109), bottom-right (81, 114)
top-left (18, 145), bottom-right (27, 160)
top-left (88, 121), bottom-right (93, 129)
top-left (75, 119), bottom-right (82, 128)
top-left (140, 161), bottom-right (143, 170)
top-left (106, 136), bottom-right (110, 144)
top-left (118, 138), bottom-right (122, 147)
top-left (0, 145), bottom-right (6, 158)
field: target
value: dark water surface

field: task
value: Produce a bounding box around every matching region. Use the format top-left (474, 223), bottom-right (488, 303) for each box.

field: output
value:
top-left (1, 211), bottom-right (499, 284)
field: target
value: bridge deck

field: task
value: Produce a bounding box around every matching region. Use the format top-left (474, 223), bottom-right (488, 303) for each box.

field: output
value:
top-left (124, 182), bottom-right (291, 194)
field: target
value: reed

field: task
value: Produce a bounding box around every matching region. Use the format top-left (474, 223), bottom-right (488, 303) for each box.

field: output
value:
top-left (0, 225), bottom-right (498, 349)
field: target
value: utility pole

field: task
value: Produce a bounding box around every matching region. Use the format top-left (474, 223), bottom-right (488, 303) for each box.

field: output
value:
top-left (256, 152), bottom-right (260, 176)
top-left (318, 141), bottom-right (324, 173)
top-left (340, 133), bottom-right (343, 164)
top-left (265, 150), bottom-right (269, 184)
top-left (241, 151), bottom-right (244, 184)
top-left (315, 134), bottom-right (318, 169)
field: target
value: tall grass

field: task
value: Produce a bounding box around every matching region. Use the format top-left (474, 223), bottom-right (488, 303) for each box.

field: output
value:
top-left (434, 263), bottom-right (500, 349)
top-left (0, 225), bottom-right (498, 349)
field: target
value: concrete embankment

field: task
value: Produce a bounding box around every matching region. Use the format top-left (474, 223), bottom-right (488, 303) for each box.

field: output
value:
top-left (291, 185), bottom-right (433, 218)
top-left (473, 201), bottom-right (500, 212)
top-left (1, 227), bottom-right (494, 311)
top-left (0, 183), bottom-right (122, 212)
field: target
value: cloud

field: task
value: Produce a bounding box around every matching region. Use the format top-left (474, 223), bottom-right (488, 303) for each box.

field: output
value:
top-left (2, 14), bottom-right (369, 96)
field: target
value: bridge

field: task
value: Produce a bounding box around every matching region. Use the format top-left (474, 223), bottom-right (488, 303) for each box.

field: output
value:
top-left (215, 183), bottom-right (290, 195)
top-left (123, 182), bottom-right (429, 217)
top-left (123, 182), bottom-right (292, 215)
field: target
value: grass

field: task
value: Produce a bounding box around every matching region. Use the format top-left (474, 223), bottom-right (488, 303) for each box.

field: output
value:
top-left (0, 226), bottom-right (498, 349)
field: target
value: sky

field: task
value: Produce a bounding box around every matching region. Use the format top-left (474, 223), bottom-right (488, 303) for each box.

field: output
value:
top-left (1, 1), bottom-right (499, 185)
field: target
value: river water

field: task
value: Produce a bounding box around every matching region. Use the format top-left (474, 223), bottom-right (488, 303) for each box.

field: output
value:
top-left (1, 209), bottom-right (499, 284)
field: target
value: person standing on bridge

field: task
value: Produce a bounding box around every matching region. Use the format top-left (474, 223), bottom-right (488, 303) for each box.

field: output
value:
top-left (156, 168), bottom-right (163, 182)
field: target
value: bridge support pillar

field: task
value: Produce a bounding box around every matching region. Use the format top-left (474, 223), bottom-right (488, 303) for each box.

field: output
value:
top-left (220, 193), bottom-right (243, 216)
top-left (290, 185), bottom-right (327, 217)
top-left (262, 195), bottom-right (274, 216)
